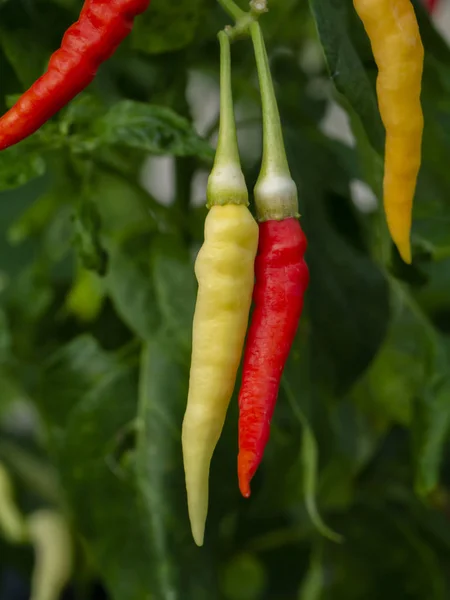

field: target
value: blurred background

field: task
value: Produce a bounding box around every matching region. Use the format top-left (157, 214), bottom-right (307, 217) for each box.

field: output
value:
top-left (1, 0), bottom-right (450, 598)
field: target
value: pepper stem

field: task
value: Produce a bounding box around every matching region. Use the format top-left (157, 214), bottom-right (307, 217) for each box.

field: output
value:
top-left (207, 31), bottom-right (248, 207)
top-left (217, 0), bottom-right (246, 20)
top-left (250, 21), bottom-right (298, 221)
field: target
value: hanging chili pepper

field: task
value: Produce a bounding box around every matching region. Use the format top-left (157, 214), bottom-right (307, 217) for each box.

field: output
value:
top-left (0, 462), bottom-right (27, 544)
top-left (182, 31), bottom-right (258, 546)
top-left (28, 510), bottom-right (73, 600)
top-left (237, 22), bottom-right (309, 498)
top-left (353, 0), bottom-right (424, 264)
top-left (0, 0), bottom-right (150, 151)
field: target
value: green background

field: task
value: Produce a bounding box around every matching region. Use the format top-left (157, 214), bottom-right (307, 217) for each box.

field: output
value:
top-left (1, 0), bottom-right (450, 598)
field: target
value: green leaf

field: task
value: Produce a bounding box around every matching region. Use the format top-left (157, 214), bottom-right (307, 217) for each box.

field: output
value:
top-left (351, 281), bottom-right (439, 427)
top-left (285, 129), bottom-right (390, 393)
top-left (413, 371), bottom-right (450, 497)
top-left (106, 236), bottom-right (160, 341)
top-left (0, 145), bottom-right (46, 191)
top-left (135, 338), bottom-right (217, 599)
top-left (0, 26), bottom-right (48, 88)
top-left (73, 197), bottom-right (108, 276)
top-left (151, 235), bottom-right (197, 359)
top-left (309, 0), bottom-right (384, 153)
top-left (38, 335), bottom-right (119, 429)
top-left (79, 101), bottom-right (214, 161)
top-left (132, 0), bottom-right (207, 54)
top-left (57, 367), bottom-right (154, 600)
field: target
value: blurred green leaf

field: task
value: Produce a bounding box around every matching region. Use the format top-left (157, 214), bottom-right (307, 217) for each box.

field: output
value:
top-left (136, 337), bottom-right (217, 599)
top-left (351, 281), bottom-right (439, 427)
top-left (38, 335), bottom-right (119, 429)
top-left (0, 145), bottom-right (46, 191)
top-left (58, 367), bottom-right (155, 600)
top-left (73, 198), bottom-right (108, 276)
top-left (0, 26), bottom-right (48, 88)
top-left (413, 372), bottom-right (450, 497)
top-left (77, 101), bottom-right (214, 161)
top-left (151, 235), bottom-right (196, 359)
top-left (132, 0), bottom-right (207, 54)
top-left (106, 236), bottom-right (160, 341)
top-left (308, 0), bottom-right (384, 152)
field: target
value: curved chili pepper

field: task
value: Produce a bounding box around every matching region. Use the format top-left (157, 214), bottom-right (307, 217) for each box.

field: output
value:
top-left (0, 0), bottom-right (150, 151)
top-left (353, 0), bottom-right (424, 263)
top-left (182, 32), bottom-right (258, 545)
top-left (237, 22), bottom-right (309, 498)
top-left (238, 219), bottom-right (308, 497)
top-left (28, 510), bottom-right (73, 600)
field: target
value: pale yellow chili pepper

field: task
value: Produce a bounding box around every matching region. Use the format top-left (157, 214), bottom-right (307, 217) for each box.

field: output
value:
top-left (353, 0), bottom-right (424, 264)
top-left (28, 510), bottom-right (73, 600)
top-left (182, 32), bottom-right (258, 546)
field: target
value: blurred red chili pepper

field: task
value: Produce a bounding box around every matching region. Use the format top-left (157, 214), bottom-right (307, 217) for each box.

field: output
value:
top-left (0, 0), bottom-right (150, 150)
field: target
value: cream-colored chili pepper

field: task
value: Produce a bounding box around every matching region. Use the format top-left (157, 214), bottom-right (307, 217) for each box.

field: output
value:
top-left (182, 31), bottom-right (258, 546)
top-left (28, 510), bottom-right (73, 600)
top-left (353, 0), bottom-right (424, 264)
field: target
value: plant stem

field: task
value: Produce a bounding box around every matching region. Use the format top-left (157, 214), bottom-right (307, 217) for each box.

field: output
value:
top-left (207, 31), bottom-right (248, 207)
top-left (217, 0), bottom-right (246, 21)
top-left (250, 21), bottom-right (290, 179)
top-left (250, 21), bottom-right (298, 220)
top-left (215, 31), bottom-right (241, 169)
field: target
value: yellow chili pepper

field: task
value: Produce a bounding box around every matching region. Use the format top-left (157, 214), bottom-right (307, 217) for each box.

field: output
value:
top-left (182, 31), bottom-right (258, 546)
top-left (353, 0), bottom-right (424, 264)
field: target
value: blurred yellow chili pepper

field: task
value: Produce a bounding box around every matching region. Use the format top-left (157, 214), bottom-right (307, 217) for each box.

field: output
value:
top-left (0, 462), bottom-right (26, 544)
top-left (353, 0), bottom-right (424, 263)
top-left (28, 510), bottom-right (73, 600)
top-left (182, 31), bottom-right (258, 546)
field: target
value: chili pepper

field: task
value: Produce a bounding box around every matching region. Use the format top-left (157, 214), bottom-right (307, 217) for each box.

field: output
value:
top-left (0, 0), bottom-right (150, 151)
top-left (0, 462), bottom-right (27, 543)
top-left (28, 510), bottom-right (73, 600)
top-left (353, 0), bottom-right (424, 264)
top-left (237, 22), bottom-right (309, 498)
top-left (182, 31), bottom-right (258, 546)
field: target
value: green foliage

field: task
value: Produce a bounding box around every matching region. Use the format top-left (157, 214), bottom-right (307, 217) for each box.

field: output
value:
top-left (1, 0), bottom-right (450, 598)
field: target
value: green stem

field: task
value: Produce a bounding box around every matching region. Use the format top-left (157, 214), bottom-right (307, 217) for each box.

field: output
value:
top-left (207, 31), bottom-right (248, 207)
top-left (217, 0), bottom-right (246, 20)
top-left (250, 21), bottom-right (298, 220)
top-left (251, 21), bottom-right (290, 179)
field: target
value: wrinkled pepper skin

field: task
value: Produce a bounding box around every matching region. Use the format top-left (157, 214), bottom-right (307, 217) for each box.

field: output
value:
top-left (182, 204), bottom-right (258, 546)
top-left (353, 0), bottom-right (424, 263)
top-left (238, 218), bottom-right (309, 497)
top-left (0, 0), bottom-right (150, 150)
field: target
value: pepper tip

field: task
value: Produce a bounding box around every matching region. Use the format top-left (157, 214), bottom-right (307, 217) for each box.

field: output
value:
top-left (238, 451), bottom-right (254, 498)
top-left (396, 241), bottom-right (412, 265)
top-left (239, 478), bottom-right (252, 498)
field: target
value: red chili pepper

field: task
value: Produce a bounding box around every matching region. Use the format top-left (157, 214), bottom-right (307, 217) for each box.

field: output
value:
top-left (237, 22), bottom-right (309, 498)
top-left (0, 0), bottom-right (150, 151)
top-left (238, 219), bottom-right (308, 497)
